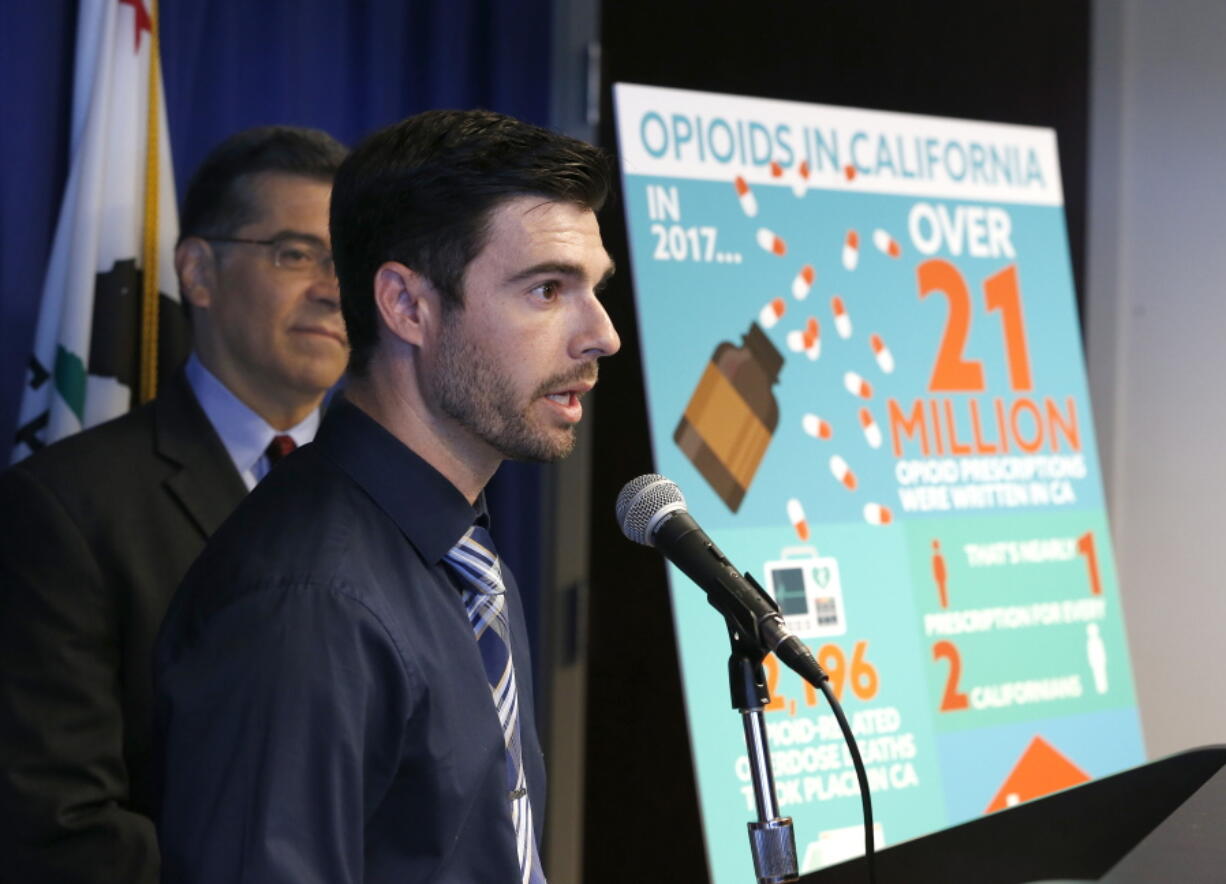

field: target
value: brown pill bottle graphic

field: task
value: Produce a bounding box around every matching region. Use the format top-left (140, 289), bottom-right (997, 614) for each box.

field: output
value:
top-left (674, 321), bottom-right (783, 512)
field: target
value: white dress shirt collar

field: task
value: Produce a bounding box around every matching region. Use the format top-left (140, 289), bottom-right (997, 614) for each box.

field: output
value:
top-left (185, 353), bottom-right (321, 490)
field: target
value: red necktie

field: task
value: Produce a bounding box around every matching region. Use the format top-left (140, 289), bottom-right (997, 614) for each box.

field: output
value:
top-left (265, 434), bottom-right (297, 467)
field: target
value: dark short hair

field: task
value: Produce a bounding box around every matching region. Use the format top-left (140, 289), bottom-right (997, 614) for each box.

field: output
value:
top-left (330, 109), bottom-right (611, 377)
top-left (179, 125), bottom-right (348, 240)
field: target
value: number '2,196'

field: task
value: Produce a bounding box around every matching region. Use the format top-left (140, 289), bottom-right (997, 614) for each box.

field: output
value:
top-left (762, 641), bottom-right (880, 714)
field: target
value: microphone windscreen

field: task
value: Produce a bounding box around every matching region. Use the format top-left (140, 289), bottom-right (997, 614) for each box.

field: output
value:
top-left (616, 474), bottom-right (686, 546)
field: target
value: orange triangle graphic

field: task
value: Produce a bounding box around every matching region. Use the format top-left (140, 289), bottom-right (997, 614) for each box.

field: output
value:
top-left (985, 735), bottom-right (1091, 813)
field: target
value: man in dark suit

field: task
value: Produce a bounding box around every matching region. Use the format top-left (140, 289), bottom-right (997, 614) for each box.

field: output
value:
top-left (154, 110), bottom-right (621, 882)
top-left (0, 126), bottom-right (348, 884)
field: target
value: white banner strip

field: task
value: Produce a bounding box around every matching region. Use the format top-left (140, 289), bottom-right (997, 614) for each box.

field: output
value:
top-left (614, 83), bottom-right (1064, 206)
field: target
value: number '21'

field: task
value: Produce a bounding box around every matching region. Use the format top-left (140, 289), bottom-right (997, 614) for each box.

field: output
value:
top-left (919, 260), bottom-right (1032, 393)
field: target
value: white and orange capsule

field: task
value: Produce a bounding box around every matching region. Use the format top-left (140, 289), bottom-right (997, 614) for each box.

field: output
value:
top-left (844, 371), bottom-right (873, 399)
top-left (802, 413), bottom-right (833, 440)
top-left (842, 230), bottom-right (860, 271)
top-left (756, 228), bottom-right (787, 256)
top-left (786, 317), bottom-right (820, 357)
top-left (831, 296), bottom-right (853, 339)
top-left (787, 498), bottom-right (810, 541)
top-left (769, 160), bottom-right (784, 179)
top-left (792, 160), bottom-right (811, 197)
top-left (869, 333), bottom-right (895, 374)
top-left (733, 176), bottom-right (758, 218)
top-left (803, 317), bottom-right (820, 360)
top-left (859, 407), bottom-right (883, 449)
top-left (863, 503), bottom-right (893, 525)
top-left (758, 296), bottom-right (786, 329)
top-left (829, 454), bottom-right (858, 491)
top-left (792, 265), bottom-right (815, 300)
top-left (872, 228), bottom-right (901, 258)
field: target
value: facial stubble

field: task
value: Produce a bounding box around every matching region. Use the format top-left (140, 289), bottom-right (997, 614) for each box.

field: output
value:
top-left (430, 317), bottom-right (597, 463)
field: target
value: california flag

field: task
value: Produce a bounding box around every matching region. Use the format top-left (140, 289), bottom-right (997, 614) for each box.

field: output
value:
top-left (12, 0), bottom-right (187, 462)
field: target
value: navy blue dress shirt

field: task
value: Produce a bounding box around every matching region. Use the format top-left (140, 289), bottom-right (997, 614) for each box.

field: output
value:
top-left (153, 400), bottom-right (545, 883)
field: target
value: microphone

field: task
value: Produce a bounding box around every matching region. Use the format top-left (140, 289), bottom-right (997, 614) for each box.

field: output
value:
top-left (616, 474), bottom-right (826, 685)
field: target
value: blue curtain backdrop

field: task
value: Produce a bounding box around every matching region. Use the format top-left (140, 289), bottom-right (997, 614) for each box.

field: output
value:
top-left (0, 0), bottom-right (553, 648)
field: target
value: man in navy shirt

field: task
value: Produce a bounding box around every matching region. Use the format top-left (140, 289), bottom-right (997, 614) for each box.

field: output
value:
top-left (154, 109), bottom-right (620, 882)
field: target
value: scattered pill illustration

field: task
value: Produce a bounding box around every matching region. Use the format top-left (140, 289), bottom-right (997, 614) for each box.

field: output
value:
top-left (787, 498), bottom-right (810, 541)
top-left (869, 333), bottom-right (895, 374)
top-left (793, 160), bottom-right (810, 197)
top-left (733, 176), bottom-right (758, 218)
top-left (757, 228), bottom-right (787, 256)
top-left (792, 265), bottom-right (815, 300)
top-left (758, 296), bottom-right (786, 329)
top-left (860, 407), bottom-right (883, 449)
top-left (830, 454), bottom-right (858, 491)
top-left (842, 230), bottom-right (859, 270)
top-left (844, 371), bottom-right (873, 399)
top-left (873, 228), bottom-right (901, 258)
top-left (803, 318), bottom-right (820, 360)
top-left (864, 503), bottom-right (893, 525)
top-left (831, 296), bottom-right (853, 339)
top-left (802, 413), bottom-right (833, 440)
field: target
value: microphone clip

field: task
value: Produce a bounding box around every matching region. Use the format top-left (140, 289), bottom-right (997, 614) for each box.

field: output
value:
top-left (725, 570), bottom-right (795, 712)
top-left (711, 569), bottom-right (780, 656)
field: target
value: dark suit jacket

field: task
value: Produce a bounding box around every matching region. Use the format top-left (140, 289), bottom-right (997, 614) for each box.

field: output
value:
top-left (0, 369), bottom-right (247, 884)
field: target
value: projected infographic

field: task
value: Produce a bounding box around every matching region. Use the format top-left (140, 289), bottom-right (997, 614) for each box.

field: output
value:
top-left (613, 83), bottom-right (1143, 882)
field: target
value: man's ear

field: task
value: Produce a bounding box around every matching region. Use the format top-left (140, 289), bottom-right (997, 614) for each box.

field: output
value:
top-left (175, 238), bottom-right (216, 311)
top-left (373, 261), bottom-right (438, 349)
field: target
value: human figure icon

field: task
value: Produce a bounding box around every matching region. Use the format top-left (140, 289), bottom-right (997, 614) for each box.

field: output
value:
top-left (1086, 622), bottom-right (1108, 694)
top-left (932, 539), bottom-right (949, 609)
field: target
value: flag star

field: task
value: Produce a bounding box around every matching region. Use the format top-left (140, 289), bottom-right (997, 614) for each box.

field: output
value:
top-left (118, 0), bottom-right (153, 53)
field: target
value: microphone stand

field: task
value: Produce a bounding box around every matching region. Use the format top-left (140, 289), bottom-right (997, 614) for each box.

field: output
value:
top-left (726, 614), bottom-right (799, 884)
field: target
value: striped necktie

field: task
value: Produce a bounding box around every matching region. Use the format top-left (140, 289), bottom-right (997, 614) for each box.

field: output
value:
top-left (444, 525), bottom-right (546, 884)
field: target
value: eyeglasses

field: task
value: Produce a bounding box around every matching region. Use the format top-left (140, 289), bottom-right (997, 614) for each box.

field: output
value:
top-left (204, 235), bottom-right (336, 280)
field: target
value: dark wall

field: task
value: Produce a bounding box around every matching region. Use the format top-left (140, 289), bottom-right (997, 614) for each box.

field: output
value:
top-left (584, 2), bottom-right (1089, 880)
